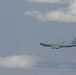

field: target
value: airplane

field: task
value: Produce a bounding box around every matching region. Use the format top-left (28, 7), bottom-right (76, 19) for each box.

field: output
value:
top-left (40, 38), bottom-right (76, 49)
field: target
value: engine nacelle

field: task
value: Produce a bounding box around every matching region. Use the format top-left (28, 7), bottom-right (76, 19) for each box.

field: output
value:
top-left (51, 45), bottom-right (60, 49)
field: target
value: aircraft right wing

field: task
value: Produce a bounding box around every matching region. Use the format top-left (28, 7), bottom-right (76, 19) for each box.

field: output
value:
top-left (58, 44), bottom-right (76, 48)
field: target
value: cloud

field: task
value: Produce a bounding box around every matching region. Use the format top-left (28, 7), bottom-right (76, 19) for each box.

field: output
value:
top-left (33, 68), bottom-right (76, 75)
top-left (46, 51), bottom-right (76, 63)
top-left (24, 10), bottom-right (41, 16)
top-left (25, 0), bottom-right (76, 22)
top-left (27, 0), bottom-right (70, 3)
top-left (58, 64), bottom-right (70, 69)
top-left (27, 0), bottom-right (62, 3)
top-left (0, 55), bottom-right (40, 69)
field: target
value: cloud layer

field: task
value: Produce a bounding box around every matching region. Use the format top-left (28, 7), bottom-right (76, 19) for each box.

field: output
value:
top-left (27, 0), bottom-right (62, 3)
top-left (27, 0), bottom-right (70, 3)
top-left (33, 68), bottom-right (76, 75)
top-left (0, 55), bottom-right (40, 69)
top-left (25, 0), bottom-right (76, 22)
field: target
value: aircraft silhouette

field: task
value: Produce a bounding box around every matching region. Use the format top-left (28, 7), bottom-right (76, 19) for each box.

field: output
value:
top-left (40, 38), bottom-right (76, 49)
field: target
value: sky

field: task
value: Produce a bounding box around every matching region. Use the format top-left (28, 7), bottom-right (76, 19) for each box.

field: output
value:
top-left (0, 0), bottom-right (76, 75)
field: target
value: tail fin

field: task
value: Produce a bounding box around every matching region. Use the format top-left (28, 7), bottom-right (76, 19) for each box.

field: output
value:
top-left (71, 38), bottom-right (76, 44)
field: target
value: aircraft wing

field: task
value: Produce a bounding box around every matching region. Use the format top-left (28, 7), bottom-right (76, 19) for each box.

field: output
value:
top-left (59, 45), bottom-right (75, 47)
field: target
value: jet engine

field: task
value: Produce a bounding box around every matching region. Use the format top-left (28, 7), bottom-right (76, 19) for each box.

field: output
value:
top-left (51, 45), bottom-right (60, 49)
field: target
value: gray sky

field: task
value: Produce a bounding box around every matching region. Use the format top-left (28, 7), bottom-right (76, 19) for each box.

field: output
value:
top-left (0, 0), bottom-right (76, 75)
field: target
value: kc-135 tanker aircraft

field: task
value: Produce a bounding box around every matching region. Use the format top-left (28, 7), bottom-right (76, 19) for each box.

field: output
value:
top-left (40, 38), bottom-right (76, 49)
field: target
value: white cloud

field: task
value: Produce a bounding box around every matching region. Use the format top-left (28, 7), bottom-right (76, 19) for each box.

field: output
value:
top-left (24, 10), bottom-right (41, 16)
top-left (27, 0), bottom-right (70, 3)
top-left (27, 0), bottom-right (62, 3)
top-left (25, 0), bottom-right (76, 22)
top-left (0, 55), bottom-right (40, 69)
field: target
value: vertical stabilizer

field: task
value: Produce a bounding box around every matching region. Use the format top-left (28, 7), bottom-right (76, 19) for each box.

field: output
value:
top-left (71, 38), bottom-right (76, 45)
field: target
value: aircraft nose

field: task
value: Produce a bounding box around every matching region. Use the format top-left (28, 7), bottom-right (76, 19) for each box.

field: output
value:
top-left (40, 43), bottom-right (43, 45)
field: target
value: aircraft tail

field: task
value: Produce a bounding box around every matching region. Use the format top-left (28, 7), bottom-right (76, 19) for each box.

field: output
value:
top-left (71, 38), bottom-right (76, 45)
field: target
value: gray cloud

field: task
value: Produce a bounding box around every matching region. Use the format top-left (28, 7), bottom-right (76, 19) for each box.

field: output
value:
top-left (58, 64), bottom-right (71, 69)
top-left (32, 68), bottom-right (76, 75)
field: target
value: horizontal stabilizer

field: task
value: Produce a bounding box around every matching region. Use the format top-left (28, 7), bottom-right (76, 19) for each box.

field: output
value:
top-left (71, 38), bottom-right (76, 45)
